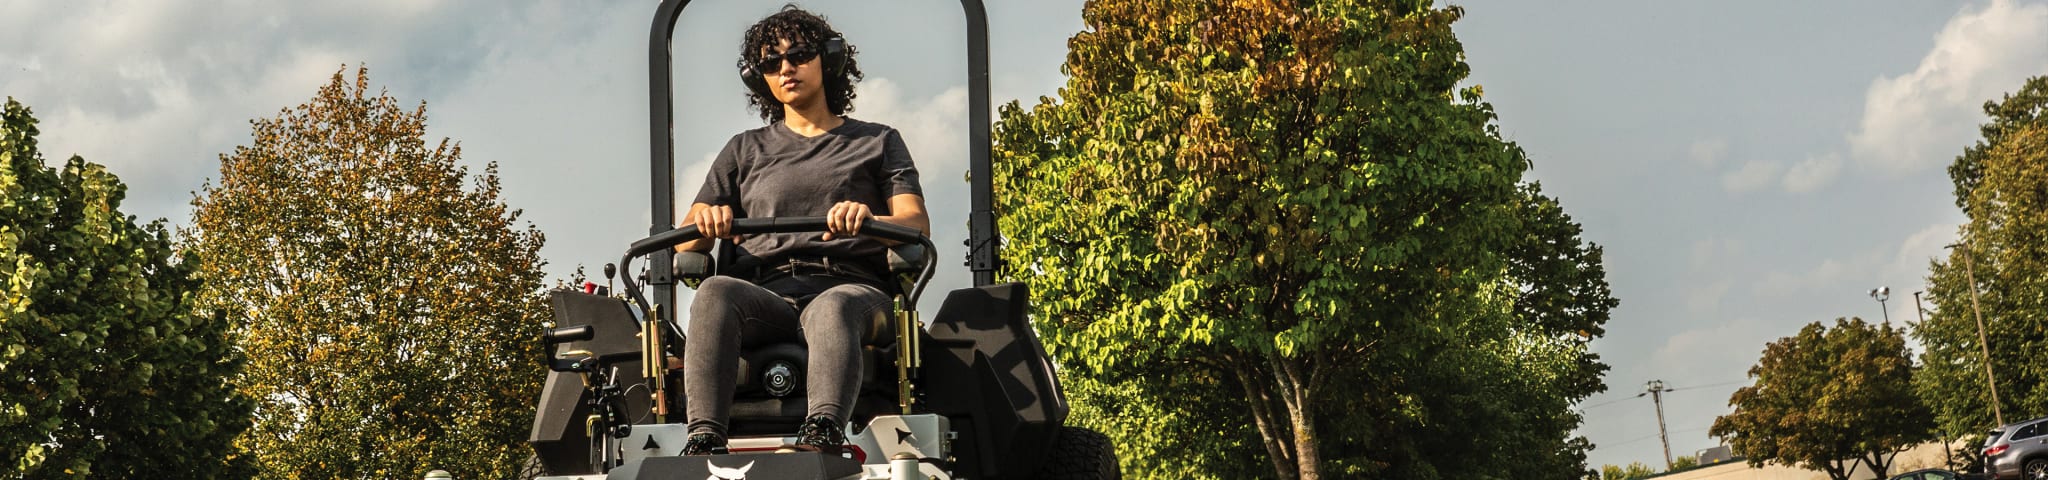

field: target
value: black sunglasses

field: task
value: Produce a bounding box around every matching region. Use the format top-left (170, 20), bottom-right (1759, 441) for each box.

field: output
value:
top-left (746, 45), bottom-right (820, 73)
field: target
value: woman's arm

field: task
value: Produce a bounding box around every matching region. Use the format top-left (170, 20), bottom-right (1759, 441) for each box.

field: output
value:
top-left (879, 193), bottom-right (930, 237)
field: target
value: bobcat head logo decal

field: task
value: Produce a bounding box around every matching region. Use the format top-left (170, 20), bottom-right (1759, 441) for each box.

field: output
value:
top-left (706, 460), bottom-right (754, 480)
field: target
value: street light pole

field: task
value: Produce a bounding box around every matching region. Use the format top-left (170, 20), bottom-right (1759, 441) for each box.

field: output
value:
top-left (1914, 291), bottom-right (1927, 325)
top-left (1948, 242), bottom-right (2003, 427)
top-left (1916, 289), bottom-right (1957, 466)
top-left (1869, 286), bottom-right (1891, 326)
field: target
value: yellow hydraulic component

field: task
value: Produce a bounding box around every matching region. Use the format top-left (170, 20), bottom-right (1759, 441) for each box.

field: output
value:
top-left (559, 349), bottom-right (596, 388)
top-left (895, 296), bottom-right (921, 414)
top-left (641, 305), bottom-right (668, 423)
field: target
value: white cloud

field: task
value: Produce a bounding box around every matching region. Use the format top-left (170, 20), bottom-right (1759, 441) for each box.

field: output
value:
top-left (1720, 160), bottom-right (1782, 192)
top-left (1689, 238), bottom-right (1743, 270)
top-left (1689, 239), bottom-right (1718, 270)
top-left (0, 0), bottom-right (548, 224)
top-left (677, 151), bottom-right (722, 218)
top-left (1847, 0), bottom-right (2048, 174)
top-left (1634, 318), bottom-right (1769, 427)
top-left (1683, 239), bottom-right (1740, 312)
top-left (1757, 257), bottom-right (1857, 297)
top-left (1752, 223), bottom-right (1958, 302)
top-left (1684, 280), bottom-right (1733, 314)
top-left (1649, 317), bottom-right (1770, 382)
top-left (1892, 223), bottom-right (1959, 281)
top-left (1714, 152), bottom-right (1844, 195)
top-left (1780, 153), bottom-right (1843, 193)
top-left (1689, 138), bottom-right (1728, 168)
top-left (852, 78), bottom-right (971, 172)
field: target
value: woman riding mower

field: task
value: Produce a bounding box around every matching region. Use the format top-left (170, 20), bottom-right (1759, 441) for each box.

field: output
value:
top-left (675, 5), bottom-right (930, 456)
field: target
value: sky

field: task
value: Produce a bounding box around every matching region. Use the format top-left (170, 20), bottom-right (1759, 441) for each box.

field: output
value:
top-left (4, 0), bottom-right (2046, 473)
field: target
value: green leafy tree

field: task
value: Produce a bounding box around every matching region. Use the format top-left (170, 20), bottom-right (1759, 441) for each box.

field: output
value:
top-left (1669, 455), bottom-right (1699, 472)
top-left (991, 1), bottom-right (1612, 478)
top-left (1062, 366), bottom-right (1269, 478)
top-left (1710, 318), bottom-right (1932, 480)
top-left (1598, 462), bottom-right (1655, 480)
top-left (1914, 75), bottom-right (2048, 444)
top-left (1, 98), bottom-right (253, 478)
top-left (1945, 76), bottom-right (2048, 217)
top-left (186, 67), bottom-right (548, 479)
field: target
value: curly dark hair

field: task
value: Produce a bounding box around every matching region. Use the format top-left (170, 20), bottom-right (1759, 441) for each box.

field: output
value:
top-left (741, 5), bottom-right (863, 124)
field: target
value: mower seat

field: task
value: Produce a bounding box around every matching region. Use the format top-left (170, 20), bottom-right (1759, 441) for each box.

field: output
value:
top-left (673, 243), bottom-right (927, 436)
top-left (724, 345), bottom-right (901, 436)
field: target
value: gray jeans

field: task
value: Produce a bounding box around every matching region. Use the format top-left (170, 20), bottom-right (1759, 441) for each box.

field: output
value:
top-left (683, 275), bottom-right (891, 437)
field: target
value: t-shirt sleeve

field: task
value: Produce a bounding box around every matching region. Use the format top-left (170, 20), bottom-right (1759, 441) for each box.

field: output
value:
top-left (881, 129), bottom-right (923, 197)
top-left (693, 136), bottom-right (744, 207)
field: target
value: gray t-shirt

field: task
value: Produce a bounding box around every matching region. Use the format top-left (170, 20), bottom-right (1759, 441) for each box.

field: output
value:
top-left (692, 118), bottom-right (923, 267)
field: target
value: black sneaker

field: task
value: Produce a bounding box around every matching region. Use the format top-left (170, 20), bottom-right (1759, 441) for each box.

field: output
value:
top-left (795, 415), bottom-right (846, 450)
top-left (683, 432), bottom-right (728, 455)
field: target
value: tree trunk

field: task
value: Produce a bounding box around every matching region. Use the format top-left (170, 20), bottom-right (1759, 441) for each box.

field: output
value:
top-left (1822, 459), bottom-right (1852, 480)
top-left (1232, 354), bottom-right (1299, 480)
top-left (1274, 354), bottom-right (1322, 479)
top-left (1863, 449), bottom-right (1900, 479)
top-left (1942, 434), bottom-right (1955, 469)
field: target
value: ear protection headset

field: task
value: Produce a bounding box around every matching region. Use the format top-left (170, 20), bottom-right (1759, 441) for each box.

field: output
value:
top-left (739, 36), bottom-right (846, 102)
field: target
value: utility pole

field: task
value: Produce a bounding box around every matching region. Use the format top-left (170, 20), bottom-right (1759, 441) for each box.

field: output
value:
top-left (1641, 380), bottom-right (1676, 470)
top-left (1955, 242), bottom-right (2004, 426)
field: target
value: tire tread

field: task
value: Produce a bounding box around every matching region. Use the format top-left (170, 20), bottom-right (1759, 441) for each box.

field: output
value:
top-left (1034, 426), bottom-right (1120, 480)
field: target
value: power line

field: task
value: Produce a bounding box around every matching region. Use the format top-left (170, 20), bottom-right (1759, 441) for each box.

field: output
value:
top-left (1607, 432), bottom-right (1665, 447)
top-left (1576, 379), bottom-right (1748, 411)
top-left (1667, 379), bottom-right (1749, 392)
top-left (1604, 426), bottom-right (1713, 448)
top-left (1578, 396), bottom-right (1637, 411)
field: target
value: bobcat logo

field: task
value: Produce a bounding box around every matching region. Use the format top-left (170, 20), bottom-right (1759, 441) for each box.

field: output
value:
top-left (706, 460), bottom-right (754, 480)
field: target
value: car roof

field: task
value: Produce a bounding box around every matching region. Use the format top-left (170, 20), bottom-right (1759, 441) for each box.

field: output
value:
top-left (1995, 415), bottom-right (2048, 431)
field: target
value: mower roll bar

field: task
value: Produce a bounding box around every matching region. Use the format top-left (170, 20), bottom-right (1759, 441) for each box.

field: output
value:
top-left (643, 0), bottom-right (998, 323)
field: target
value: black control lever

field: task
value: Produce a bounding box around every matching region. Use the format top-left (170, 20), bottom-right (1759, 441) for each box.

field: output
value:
top-left (543, 325), bottom-right (598, 372)
top-left (545, 325), bottom-right (594, 344)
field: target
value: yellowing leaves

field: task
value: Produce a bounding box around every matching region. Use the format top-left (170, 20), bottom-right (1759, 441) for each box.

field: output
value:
top-left (1711, 319), bottom-right (1929, 475)
top-left (1916, 76), bottom-right (2048, 441)
top-left (187, 66), bottom-right (547, 480)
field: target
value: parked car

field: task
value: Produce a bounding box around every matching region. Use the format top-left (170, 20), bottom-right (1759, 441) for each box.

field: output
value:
top-left (1889, 468), bottom-right (1987, 480)
top-left (1983, 416), bottom-right (2048, 480)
